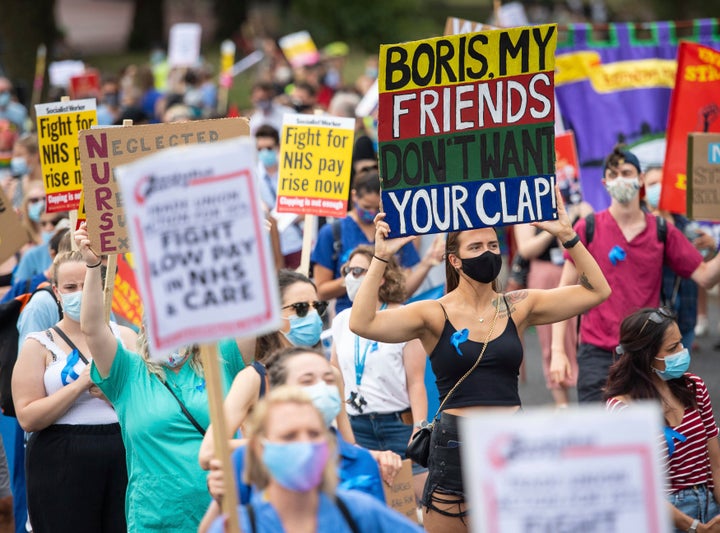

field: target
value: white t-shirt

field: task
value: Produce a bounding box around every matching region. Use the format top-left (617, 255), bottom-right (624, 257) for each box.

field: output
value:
top-left (332, 308), bottom-right (410, 415)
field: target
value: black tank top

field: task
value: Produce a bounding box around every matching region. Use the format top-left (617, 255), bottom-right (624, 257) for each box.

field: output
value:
top-left (429, 302), bottom-right (523, 409)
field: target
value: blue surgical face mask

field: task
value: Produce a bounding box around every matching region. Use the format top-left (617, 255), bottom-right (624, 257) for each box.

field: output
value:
top-left (28, 200), bottom-right (45, 223)
top-left (164, 350), bottom-right (189, 368)
top-left (60, 291), bottom-right (82, 322)
top-left (645, 183), bottom-right (661, 209)
top-left (654, 348), bottom-right (690, 381)
top-left (303, 382), bottom-right (341, 427)
top-left (0, 92), bottom-right (10, 108)
top-left (262, 440), bottom-right (329, 492)
top-left (355, 203), bottom-right (378, 224)
top-left (10, 157), bottom-right (28, 177)
top-left (42, 230), bottom-right (54, 245)
top-left (258, 148), bottom-right (278, 168)
top-left (282, 310), bottom-right (323, 347)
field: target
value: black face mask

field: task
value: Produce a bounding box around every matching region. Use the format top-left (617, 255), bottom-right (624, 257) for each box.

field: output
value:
top-left (460, 251), bottom-right (502, 284)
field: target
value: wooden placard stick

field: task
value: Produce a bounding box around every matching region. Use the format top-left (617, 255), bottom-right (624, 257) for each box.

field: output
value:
top-left (200, 344), bottom-right (241, 533)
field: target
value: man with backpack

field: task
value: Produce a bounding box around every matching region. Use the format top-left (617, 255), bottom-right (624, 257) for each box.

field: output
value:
top-left (551, 146), bottom-right (720, 402)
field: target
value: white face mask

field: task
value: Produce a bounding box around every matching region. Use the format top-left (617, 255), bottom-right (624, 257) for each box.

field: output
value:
top-left (345, 272), bottom-right (365, 302)
top-left (605, 176), bottom-right (640, 204)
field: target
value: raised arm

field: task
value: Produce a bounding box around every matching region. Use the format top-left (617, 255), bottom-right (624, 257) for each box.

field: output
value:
top-left (549, 260), bottom-right (578, 385)
top-left (690, 251), bottom-right (720, 289)
top-left (75, 223), bottom-right (118, 378)
top-left (349, 214), bottom-right (430, 344)
top-left (520, 187), bottom-right (610, 326)
top-left (402, 339), bottom-right (428, 428)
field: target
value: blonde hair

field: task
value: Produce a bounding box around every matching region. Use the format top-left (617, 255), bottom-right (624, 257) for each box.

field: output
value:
top-left (136, 326), bottom-right (203, 382)
top-left (243, 386), bottom-right (337, 494)
top-left (52, 251), bottom-right (85, 286)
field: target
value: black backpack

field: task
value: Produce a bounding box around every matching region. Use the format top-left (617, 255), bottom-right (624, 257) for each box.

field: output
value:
top-left (0, 284), bottom-right (61, 417)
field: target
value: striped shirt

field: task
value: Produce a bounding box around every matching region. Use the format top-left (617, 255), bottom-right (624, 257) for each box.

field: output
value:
top-left (606, 373), bottom-right (719, 493)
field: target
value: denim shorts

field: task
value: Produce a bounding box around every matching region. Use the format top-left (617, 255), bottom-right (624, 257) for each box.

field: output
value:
top-left (421, 412), bottom-right (466, 519)
top-left (669, 484), bottom-right (719, 532)
top-left (349, 410), bottom-right (428, 476)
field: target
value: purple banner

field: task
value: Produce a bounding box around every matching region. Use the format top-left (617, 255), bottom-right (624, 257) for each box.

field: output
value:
top-left (555, 19), bottom-right (720, 210)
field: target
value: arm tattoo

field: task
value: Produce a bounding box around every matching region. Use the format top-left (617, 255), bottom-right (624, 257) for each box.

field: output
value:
top-left (496, 290), bottom-right (528, 317)
top-left (579, 273), bottom-right (594, 290)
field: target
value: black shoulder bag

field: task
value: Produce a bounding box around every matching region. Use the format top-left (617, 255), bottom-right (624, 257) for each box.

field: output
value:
top-left (158, 378), bottom-right (206, 436)
top-left (406, 303), bottom-right (500, 467)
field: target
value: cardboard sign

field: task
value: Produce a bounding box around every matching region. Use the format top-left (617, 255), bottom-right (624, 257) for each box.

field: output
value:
top-left (278, 31), bottom-right (320, 68)
top-left (79, 117), bottom-right (250, 255)
top-left (382, 460), bottom-right (418, 524)
top-left (461, 404), bottom-right (669, 533)
top-left (660, 42), bottom-right (720, 214)
top-left (378, 24), bottom-right (558, 236)
top-left (444, 17), bottom-right (497, 36)
top-left (0, 187), bottom-right (27, 264)
top-left (115, 138), bottom-right (280, 355)
top-left (35, 98), bottom-right (97, 213)
top-left (687, 132), bottom-right (720, 221)
top-left (168, 23), bottom-right (202, 67)
top-left (555, 131), bottom-right (582, 205)
top-left (276, 114), bottom-right (354, 218)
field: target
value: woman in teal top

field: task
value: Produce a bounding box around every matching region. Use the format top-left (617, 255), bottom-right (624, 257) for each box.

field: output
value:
top-left (75, 224), bottom-right (244, 532)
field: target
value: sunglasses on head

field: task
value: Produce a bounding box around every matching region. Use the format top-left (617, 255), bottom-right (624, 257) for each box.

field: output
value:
top-left (639, 307), bottom-right (675, 335)
top-left (341, 266), bottom-right (368, 278)
top-left (282, 300), bottom-right (328, 317)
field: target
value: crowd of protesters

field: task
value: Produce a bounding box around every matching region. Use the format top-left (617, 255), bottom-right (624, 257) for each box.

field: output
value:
top-left (0, 27), bottom-right (719, 533)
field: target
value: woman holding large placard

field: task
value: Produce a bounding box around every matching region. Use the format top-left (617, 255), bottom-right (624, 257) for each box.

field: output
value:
top-left (74, 223), bottom-right (245, 532)
top-left (349, 187), bottom-right (611, 532)
top-left (606, 308), bottom-right (720, 533)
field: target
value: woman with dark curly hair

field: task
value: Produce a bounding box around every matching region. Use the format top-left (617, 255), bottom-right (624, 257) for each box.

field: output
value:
top-left (331, 245), bottom-right (428, 498)
top-left (605, 307), bottom-right (720, 533)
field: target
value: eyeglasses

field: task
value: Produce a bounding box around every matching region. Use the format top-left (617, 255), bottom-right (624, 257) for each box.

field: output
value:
top-left (341, 266), bottom-right (368, 278)
top-left (27, 197), bottom-right (44, 204)
top-left (639, 307), bottom-right (675, 335)
top-left (282, 300), bottom-right (328, 317)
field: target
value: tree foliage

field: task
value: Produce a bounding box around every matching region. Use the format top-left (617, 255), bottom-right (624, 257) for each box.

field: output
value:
top-left (284, 0), bottom-right (438, 52)
top-left (0, 0), bottom-right (58, 104)
top-left (127, 0), bottom-right (165, 51)
top-left (213, 0), bottom-right (249, 42)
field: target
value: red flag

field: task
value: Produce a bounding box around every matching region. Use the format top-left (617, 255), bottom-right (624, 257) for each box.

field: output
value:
top-left (660, 42), bottom-right (720, 214)
top-left (112, 254), bottom-right (143, 328)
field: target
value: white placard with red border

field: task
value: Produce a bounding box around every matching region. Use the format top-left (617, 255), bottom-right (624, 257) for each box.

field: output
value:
top-left (460, 403), bottom-right (669, 533)
top-left (115, 138), bottom-right (280, 356)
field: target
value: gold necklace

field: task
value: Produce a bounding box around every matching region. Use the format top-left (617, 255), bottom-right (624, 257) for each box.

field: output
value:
top-left (476, 298), bottom-right (497, 323)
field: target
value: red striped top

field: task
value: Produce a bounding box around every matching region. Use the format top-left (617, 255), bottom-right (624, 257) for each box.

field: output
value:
top-left (606, 373), bottom-right (719, 493)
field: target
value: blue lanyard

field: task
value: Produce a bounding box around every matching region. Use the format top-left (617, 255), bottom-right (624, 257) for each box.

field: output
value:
top-left (353, 303), bottom-right (385, 386)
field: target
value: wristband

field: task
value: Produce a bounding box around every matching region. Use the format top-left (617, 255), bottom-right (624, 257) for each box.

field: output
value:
top-left (373, 255), bottom-right (389, 264)
top-left (86, 260), bottom-right (102, 268)
top-left (562, 234), bottom-right (581, 249)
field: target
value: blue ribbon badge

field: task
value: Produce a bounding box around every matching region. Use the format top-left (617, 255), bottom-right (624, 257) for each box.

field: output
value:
top-left (60, 349), bottom-right (82, 386)
top-left (608, 245), bottom-right (626, 266)
top-left (450, 328), bottom-right (469, 356)
top-left (663, 426), bottom-right (687, 458)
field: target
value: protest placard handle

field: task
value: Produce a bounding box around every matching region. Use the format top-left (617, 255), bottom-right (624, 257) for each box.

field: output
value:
top-left (103, 254), bottom-right (117, 324)
top-left (200, 344), bottom-right (242, 533)
top-left (297, 214), bottom-right (316, 277)
top-left (69, 210), bottom-right (78, 251)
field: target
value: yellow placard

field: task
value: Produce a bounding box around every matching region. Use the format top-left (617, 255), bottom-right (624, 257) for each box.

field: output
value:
top-left (35, 99), bottom-right (97, 213)
top-left (276, 114), bottom-right (355, 218)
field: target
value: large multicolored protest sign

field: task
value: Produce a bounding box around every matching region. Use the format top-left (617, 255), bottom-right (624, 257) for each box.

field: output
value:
top-left (115, 138), bottom-right (280, 355)
top-left (79, 118), bottom-right (249, 255)
top-left (378, 24), bottom-right (558, 236)
top-left (35, 98), bottom-right (97, 212)
top-left (555, 19), bottom-right (720, 211)
top-left (661, 42), bottom-right (720, 214)
top-left (687, 133), bottom-right (720, 221)
top-left (276, 113), bottom-right (355, 218)
top-left (461, 404), bottom-right (670, 532)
